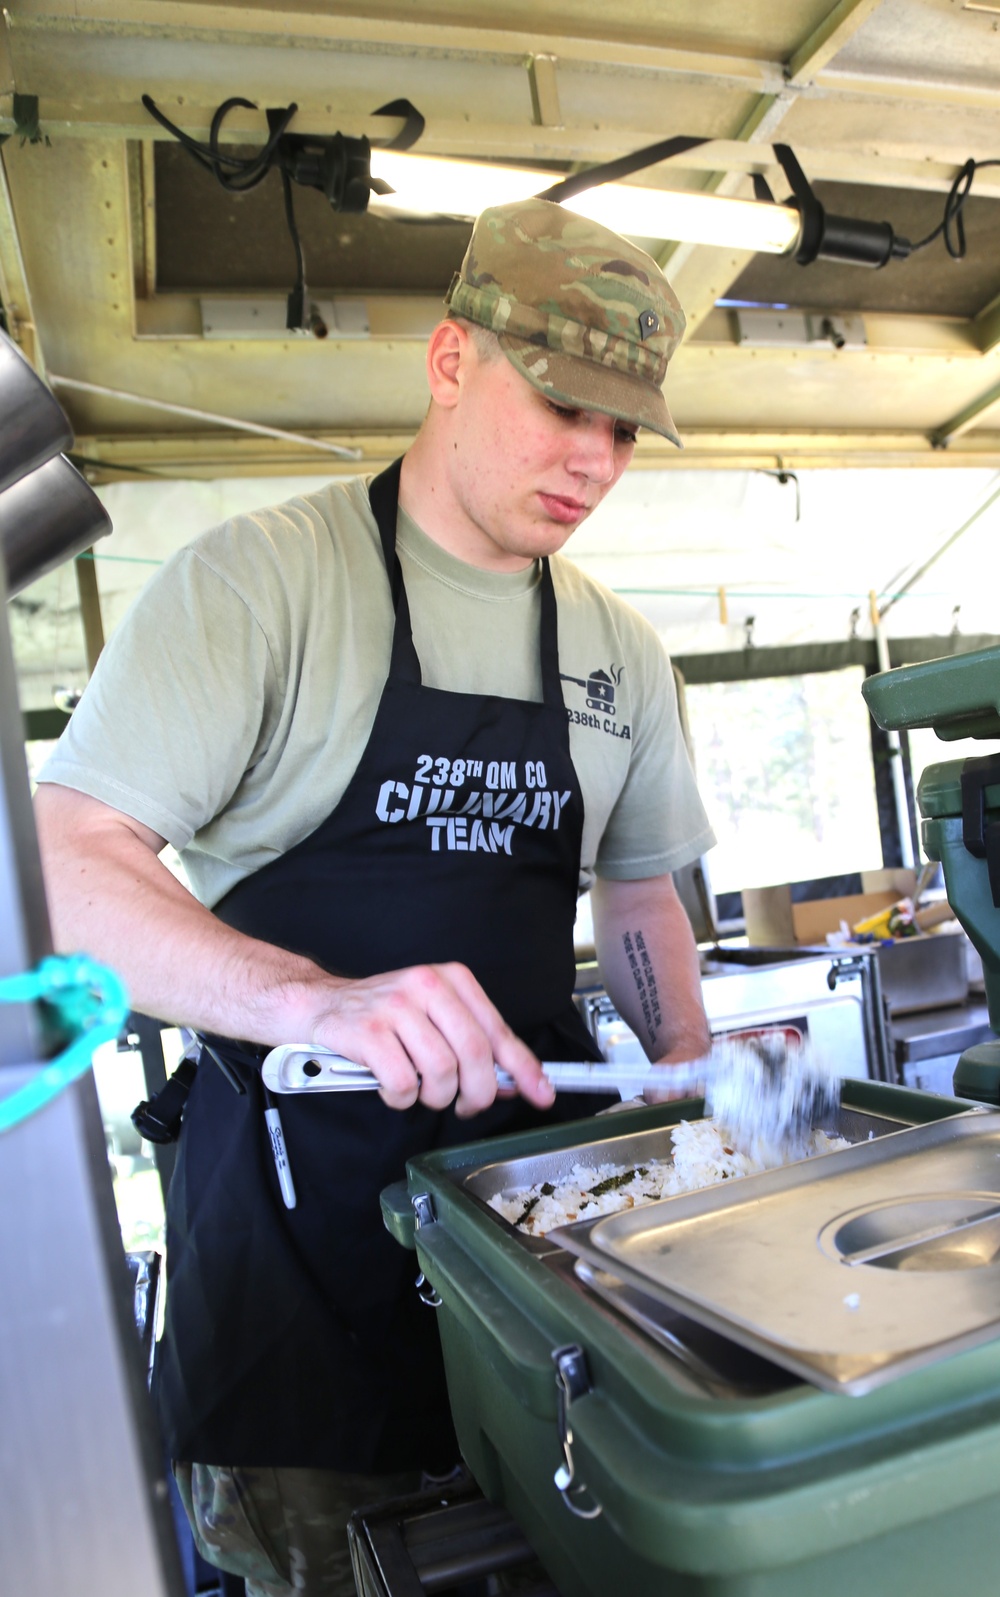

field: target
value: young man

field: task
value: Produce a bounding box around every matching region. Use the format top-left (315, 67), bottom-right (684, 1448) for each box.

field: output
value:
top-left (34, 198), bottom-right (715, 1595)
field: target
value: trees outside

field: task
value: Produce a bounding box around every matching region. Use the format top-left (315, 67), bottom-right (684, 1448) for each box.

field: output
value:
top-left (688, 668), bottom-right (883, 894)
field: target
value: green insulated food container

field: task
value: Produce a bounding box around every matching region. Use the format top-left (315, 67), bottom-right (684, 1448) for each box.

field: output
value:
top-left (383, 1083), bottom-right (1000, 1597)
top-left (863, 645), bottom-right (1000, 1080)
top-left (917, 758), bottom-right (1000, 1034)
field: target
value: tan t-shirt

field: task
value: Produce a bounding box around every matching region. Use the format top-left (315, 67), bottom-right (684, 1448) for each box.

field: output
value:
top-left (40, 475), bottom-right (714, 906)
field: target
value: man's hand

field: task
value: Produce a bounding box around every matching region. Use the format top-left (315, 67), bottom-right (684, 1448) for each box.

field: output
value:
top-left (296, 961), bottom-right (555, 1118)
top-left (34, 785), bottom-right (554, 1120)
top-left (640, 1043), bottom-right (710, 1104)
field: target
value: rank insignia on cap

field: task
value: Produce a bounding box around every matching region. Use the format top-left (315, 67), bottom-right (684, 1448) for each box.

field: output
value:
top-left (638, 309), bottom-right (659, 340)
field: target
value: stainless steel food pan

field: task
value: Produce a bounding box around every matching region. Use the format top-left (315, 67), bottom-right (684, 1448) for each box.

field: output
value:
top-left (458, 1102), bottom-right (912, 1254)
top-left (552, 1107), bottom-right (1000, 1394)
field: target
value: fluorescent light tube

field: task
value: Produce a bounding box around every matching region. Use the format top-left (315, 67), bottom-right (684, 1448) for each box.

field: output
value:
top-left (369, 151), bottom-right (801, 256)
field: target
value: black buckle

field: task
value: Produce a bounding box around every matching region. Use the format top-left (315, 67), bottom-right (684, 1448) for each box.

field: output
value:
top-left (131, 1057), bottom-right (199, 1144)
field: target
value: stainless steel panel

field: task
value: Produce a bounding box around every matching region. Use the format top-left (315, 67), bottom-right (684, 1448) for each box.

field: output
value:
top-left (0, 330), bottom-right (71, 494)
top-left (0, 453), bottom-right (111, 595)
top-left (879, 934), bottom-right (969, 1016)
top-left (552, 1109), bottom-right (1000, 1395)
top-left (569, 1259), bottom-right (796, 1398)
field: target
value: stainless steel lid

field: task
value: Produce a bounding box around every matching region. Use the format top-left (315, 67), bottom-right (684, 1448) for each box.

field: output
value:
top-left (552, 1108), bottom-right (1000, 1395)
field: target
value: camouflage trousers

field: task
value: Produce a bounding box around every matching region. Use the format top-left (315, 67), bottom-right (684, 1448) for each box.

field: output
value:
top-left (173, 1461), bottom-right (420, 1597)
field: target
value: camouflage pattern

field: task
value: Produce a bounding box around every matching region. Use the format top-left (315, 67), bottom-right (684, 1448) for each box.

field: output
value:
top-left (174, 1460), bottom-right (419, 1596)
top-left (446, 197), bottom-right (686, 445)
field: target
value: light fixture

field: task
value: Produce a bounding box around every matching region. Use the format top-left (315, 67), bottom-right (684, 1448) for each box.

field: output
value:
top-left (147, 94), bottom-right (996, 278)
top-left (369, 150), bottom-right (801, 255)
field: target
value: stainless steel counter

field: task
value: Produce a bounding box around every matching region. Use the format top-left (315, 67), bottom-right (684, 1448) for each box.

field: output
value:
top-left (892, 1000), bottom-right (994, 1068)
top-left (891, 998), bottom-right (994, 1095)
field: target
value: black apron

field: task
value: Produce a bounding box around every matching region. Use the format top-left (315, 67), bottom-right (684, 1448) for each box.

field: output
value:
top-left (152, 460), bottom-right (606, 1472)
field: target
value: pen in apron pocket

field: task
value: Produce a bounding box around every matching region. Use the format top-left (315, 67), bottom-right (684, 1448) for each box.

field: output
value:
top-left (263, 1083), bottom-right (297, 1209)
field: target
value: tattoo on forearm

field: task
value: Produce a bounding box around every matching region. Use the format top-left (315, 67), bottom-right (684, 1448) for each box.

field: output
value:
top-left (622, 929), bottom-right (663, 1048)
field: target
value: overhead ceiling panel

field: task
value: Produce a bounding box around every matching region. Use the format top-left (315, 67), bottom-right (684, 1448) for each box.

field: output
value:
top-left (2, 0), bottom-right (1000, 477)
top-left (827, 0), bottom-right (1000, 85)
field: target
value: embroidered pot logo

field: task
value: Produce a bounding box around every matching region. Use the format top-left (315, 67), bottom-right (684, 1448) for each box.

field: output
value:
top-left (560, 664), bottom-right (630, 740)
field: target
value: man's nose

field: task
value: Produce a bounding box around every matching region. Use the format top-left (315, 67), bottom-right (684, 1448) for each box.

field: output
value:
top-left (569, 416), bottom-right (618, 483)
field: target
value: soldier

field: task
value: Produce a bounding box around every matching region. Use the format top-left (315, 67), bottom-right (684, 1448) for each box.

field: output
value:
top-left (35, 198), bottom-right (714, 1596)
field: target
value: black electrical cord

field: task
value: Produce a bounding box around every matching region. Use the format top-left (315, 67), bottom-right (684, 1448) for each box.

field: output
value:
top-left (907, 157), bottom-right (1000, 259)
top-left (141, 93), bottom-right (425, 328)
top-left (280, 167), bottom-right (307, 329)
top-left (141, 94), bottom-right (298, 190)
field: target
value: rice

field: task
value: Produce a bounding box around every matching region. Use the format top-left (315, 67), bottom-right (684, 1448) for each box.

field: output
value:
top-left (488, 1118), bottom-right (850, 1238)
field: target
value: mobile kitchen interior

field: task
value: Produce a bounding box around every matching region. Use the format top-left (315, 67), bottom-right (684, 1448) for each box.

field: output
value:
top-left (4, 4), bottom-right (1000, 1594)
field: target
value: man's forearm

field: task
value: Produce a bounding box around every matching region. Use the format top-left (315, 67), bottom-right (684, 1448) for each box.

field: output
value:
top-left (591, 873), bottom-right (710, 1063)
top-left (32, 783), bottom-right (555, 1116)
top-left (34, 783), bottom-right (332, 1042)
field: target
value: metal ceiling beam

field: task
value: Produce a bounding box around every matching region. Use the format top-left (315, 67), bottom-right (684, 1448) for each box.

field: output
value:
top-left (525, 53), bottom-right (563, 130)
top-left (0, 8), bottom-right (13, 99)
top-left (69, 426), bottom-right (1000, 480)
top-left (132, 296), bottom-right (988, 359)
top-left (695, 308), bottom-right (983, 356)
top-left (74, 553), bottom-right (106, 676)
top-left (5, 2), bottom-right (999, 117)
top-left (786, 0), bottom-right (889, 86)
top-left (0, 150), bottom-right (43, 372)
top-left (974, 292), bottom-right (1000, 355)
top-left (2, 1), bottom-right (789, 91)
top-left (812, 65), bottom-right (1000, 112)
top-left (930, 377), bottom-right (1000, 448)
top-left (4, 102), bottom-right (1000, 208)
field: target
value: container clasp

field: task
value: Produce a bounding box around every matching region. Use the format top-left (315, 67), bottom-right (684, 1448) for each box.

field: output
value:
top-left (551, 1344), bottom-right (602, 1520)
top-left (410, 1193), bottom-right (443, 1307)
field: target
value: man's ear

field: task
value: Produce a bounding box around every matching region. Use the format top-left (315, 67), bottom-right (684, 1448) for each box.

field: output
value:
top-left (425, 319), bottom-right (470, 409)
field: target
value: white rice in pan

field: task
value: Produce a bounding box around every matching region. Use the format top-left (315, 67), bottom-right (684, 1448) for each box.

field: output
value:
top-left (488, 1118), bottom-right (850, 1238)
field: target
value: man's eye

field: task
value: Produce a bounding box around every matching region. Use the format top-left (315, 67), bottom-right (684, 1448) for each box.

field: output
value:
top-left (616, 427), bottom-right (638, 446)
top-left (546, 401), bottom-right (579, 421)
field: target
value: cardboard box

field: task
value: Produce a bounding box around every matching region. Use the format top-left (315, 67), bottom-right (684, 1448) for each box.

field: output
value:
top-left (791, 890), bottom-right (898, 946)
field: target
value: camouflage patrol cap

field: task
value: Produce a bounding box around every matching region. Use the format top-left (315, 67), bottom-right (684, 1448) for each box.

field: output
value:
top-left (445, 197), bottom-right (685, 446)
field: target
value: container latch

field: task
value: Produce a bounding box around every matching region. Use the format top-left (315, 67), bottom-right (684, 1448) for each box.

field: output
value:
top-left (551, 1344), bottom-right (602, 1520)
top-left (410, 1193), bottom-right (443, 1307)
top-left (961, 754), bottom-right (1000, 910)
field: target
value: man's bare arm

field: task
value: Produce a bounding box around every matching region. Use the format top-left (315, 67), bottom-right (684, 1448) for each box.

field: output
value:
top-left (591, 872), bottom-right (710, 1068)
top-left (33, 783), bottom-right (553, 1117)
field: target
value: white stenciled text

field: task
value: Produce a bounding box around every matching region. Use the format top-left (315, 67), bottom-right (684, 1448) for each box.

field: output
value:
top-left (375, 755), bottom-right (571, 855)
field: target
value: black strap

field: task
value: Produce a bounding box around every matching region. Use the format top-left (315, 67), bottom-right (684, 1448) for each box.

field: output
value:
top-left (368, 457), bottom-right (405, 608)
top-left (367, 456), bottom-right (565, 706)
top-left (370, 98), bottom-right (425, 153)
top-left (537, 134), bottom-right (709, 205)
top-left (368, 457), bottom-right (421, 685)
top-left (538, 557), bottom-right (564, 711)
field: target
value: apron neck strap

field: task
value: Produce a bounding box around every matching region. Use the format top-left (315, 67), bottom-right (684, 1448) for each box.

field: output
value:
top-left (367, 457), bottom-right (565, 706)
top-left (368, 457), bottom-right (421, 683)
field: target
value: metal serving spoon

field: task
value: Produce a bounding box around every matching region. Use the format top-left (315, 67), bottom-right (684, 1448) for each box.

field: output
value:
top-left (261, 1037), bottom-right (841, 1162)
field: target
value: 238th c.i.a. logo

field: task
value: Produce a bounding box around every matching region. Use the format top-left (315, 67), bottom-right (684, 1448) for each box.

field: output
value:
top-left (559, 664), bottom-right (631, 740)
top-left (560, 663), bottom-right (622, 715)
